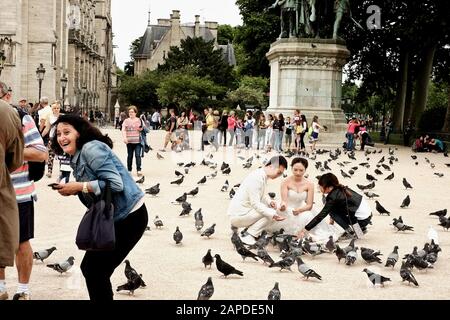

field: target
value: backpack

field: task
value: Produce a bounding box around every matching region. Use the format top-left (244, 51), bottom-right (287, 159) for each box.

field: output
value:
top-left (14, 107), bottom-right (46, 182)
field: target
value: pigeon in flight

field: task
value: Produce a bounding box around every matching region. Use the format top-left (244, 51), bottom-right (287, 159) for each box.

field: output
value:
top-left (402, 178), bottom-right (413, 189)
top-left (375, 201), bottom-right (390, 215)
top-left (400, 195), bottom-right (410, 208)
top-left (170, 176), bottom-right (184, 185)
top-left (135, 176), bottom-right (145, 184)
top-left (145, 183), bottom-right (160, 196)
top-left (201, 223), bottom-right (216, 238)
top-left (197, 277), bottom-right (214, 300)
top-left (47, 256), bottom-right (75, 274)
top-left (268, 282), bottom-right (281, 300)
top-left (400, 262), bottom-right (419, 286)
top-left (173, 226), bottom-right (183, 244)
top-left (153, 215), bottom-right (163, 228)
top-left (33, 247), bottom-right (57, 263)
top-left (214, 254), bottom-right (244, 278)
top-left (296, 257), bottom-right (322, 280)
top-left (202, 249), bottom-right (214, 269)
top-left (385, 246), bottom-right (399, 268)
top-left (221, 180), bottom-right (229, 192)
top-left (362, 268), bottom-right (391, 287)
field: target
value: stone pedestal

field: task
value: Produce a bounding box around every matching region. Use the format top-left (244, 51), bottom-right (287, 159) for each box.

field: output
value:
top-left (266, 38), bottom-right (350, 144)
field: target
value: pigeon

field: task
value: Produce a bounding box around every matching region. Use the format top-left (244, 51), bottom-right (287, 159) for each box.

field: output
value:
top-left (269, 254), bottom-right (296, 271)
top-left (378, 156), bottom-right (385, 164)
top-left (385, 246), bottom-right (399, 268)
top-left (145, 183), bottom-right (160, 196)
top-left (360, 247), bottom-right (383, 264)
top-left (400, 195), bottom-right (410, 208)
top-left (201, 223), bottom-right (216, 238)
top-left (384, 172), bottom-right (394, 181)
top-left (364, 191), bottom-right (379, 199)
top-left (135, 176), bottom-right (145, 184)
top-left (393, 217), bottom-right (414, 232)
top-left (180, 202), bottom-right (192, 216)
top-left (175, 193), bottom-right (187, 204)
top-left (366, 174), bottom-right (377, 181)
top-left (33, 247), bottom-right (57, 263)
top-left (438, 216), bottom-right (450, 231)
top-left (170, 176), bottom-right (184, 185)
top-left (184, 168), bottom-right (189, 175)
top-left (231, 227), bottom-right (244, 249)
top-left (374, 169), bottom-right (383, 175)
top-left (403, 178), bottom-right (413, 189)
top-left (197, 277), bottom-right (214, 300)
top-left (221, 162), bottom-right (229, 171)
top-left (116, 274), bottom-right (144, 295)
top-left (429, 208), bottom-right (447, 218)
top-left (229, 188), bottom-right (236, 199)
top-left (411, 155), bottom-right (417, 160)
top-left (202, 249), bottom-right (214, 268)
top-left (325, 236), bottom-right (336, 252)
top-left (177, 162), bottom-right (185, 167)
top-left (362, 268), bottom-right (391, 287)
top-left (425, 157), bottom-right (430, 163)
top-left (268, 282), bottom-right (281, 300)
top-left (375, 201), bottom-right (390, 215)
top-left (194, 209), bottom-right (204, 231)
top-left (220, 180), bottom-right (229, 192)
top-left (345, 247), bottom-right (358, 266)
top-left (173, 226), bottom-right (183, 244)
top-left (208, 171), bottom-right (218, 178)
top-left (334, 245), bottom-right (346, 263)
top-left (248, 231), bottom-right (270, 250)
top-left (400, 262), bottom-right (419, 286)
top-left (302, 239), bottom-right (325, 257)
top-left (197, 176), bottom-right (207, 184)
top-left (214, 254), bottom-right (243, 277)
top-left (257, 247), bottom-right (275, 265)
top-left (156, 152), bottom-right (164, 160)
top-left (381, 164), bottom-right (391, 171)
top-left (343, 239), bottom-right (356, 254)
top-left (145, 226), bottom-right (151, 232)
top-left (187, 187), bottom-right (199, 197)
top-left (357, 182), bottom-right (375, 191)
top-left (124, 260), bottom-right (146, 287)
top-left (222, 167), bottom-right (231, 175)
top-left (153, 215), bottom-right (163, 228)
top-left (410, 256), bottom-right (434, 271)
top-left (434, 173), bottom-right (444, 178)
top-left (296, 257), bottom-right (322, 280)
top-left (46, 256), bottom-right (75, 274)
top-left (340, 170), bottom-right (351, 178)
top-left (235, 243), bottom-right (259, 261)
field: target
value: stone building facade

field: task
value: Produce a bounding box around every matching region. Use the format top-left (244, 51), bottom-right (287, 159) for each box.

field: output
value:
top-left (134, 9), bottom-right (235, 75)
top-left (0, 0), bottom-right (116, 116)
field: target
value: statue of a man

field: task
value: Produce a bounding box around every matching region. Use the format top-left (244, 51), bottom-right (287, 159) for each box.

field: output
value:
top-left (333, 0), bottom-right (351, 39)
top-left (269, 0), bottom-right (299, 38)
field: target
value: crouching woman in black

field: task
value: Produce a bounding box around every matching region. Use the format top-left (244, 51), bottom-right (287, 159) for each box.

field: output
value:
top-left (298, 173), bottom-right (372, 240)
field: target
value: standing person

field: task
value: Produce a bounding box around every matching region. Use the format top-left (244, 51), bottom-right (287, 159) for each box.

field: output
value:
top-left (89, 110), bottom-right (95, 123)
top-left (244, 111), bottom-right (255, 150)
top-left (284, 116), bottom-right (293, 151)
top-left (227, 156), bottom-right (288, 245)
top-left (297, 173), bottom-right (372, 241)
top-left (1, 82), bottom-right (48, 300)
top-left (51, 115), bottom-right (148, 301)
top-left (150, 109), bottom-right (161, 130)
top-left (310, 116), bottom-right (324, 152)
top-left (235, 115), bottom-right (244, 149)
top-left (298, 114), bottom-right (308, 153)
top-left (218, 110), bottom-right (228, 147)
top-left (384, 117), bottom-right (393, 145)
top-left (205, 108), bottom-right (219, 151)
top-left (358, 120), bottom-right (374, 151)
top-left (257, 113), bottom-right (268, 151)
top-left (37, 97), bottom-right (52, 146)
top-left (265, 114), bottom-right (274, 152)
top-left (176, 111), bottom-right (189, 149)
top-left (198, 110), bottom-right (207, 151)
top-left (227, 111), bottom-right (236, 147)
top-left (161, 109), bottom-right (177, 152)
top-left (122, 106), bottom-right (143, 177)
top-left (346, 117), bottom-right (359, 151)
top-left (403, 118), bottom-right (414, 147)
top-left (0, 84), bottom-right (25, 301)
top-left (293, 110), bottom-right (301, 151)
top-left (41, 101), bottom-right (62, 178)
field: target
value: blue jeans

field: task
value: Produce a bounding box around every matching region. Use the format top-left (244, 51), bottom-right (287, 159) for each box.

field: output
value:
top-left (346, 133), bottom-right (354, 150)
top-left (127, 143), bottom-right (142, 172)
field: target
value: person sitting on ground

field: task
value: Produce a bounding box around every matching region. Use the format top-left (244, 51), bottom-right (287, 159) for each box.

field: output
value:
top-left (412, 136), bottom-right (425, 152)
top-left (227, 156), bottom-right (288, 245)
top-left (428, 138), bottom-right (445, 153)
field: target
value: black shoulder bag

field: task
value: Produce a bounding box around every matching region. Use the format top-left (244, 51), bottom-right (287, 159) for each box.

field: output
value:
top-left (76, 182), bottom-right (116, 251)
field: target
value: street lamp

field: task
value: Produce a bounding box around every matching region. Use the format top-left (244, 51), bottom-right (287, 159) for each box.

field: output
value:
top-left (0, 49), bottom-right (6, 77)
top-left (61, 74), bottom-right (68, 111)
top-left (36, 63), bottom-right (46, 102)
top-left (81, 85), bottom-right (87, 114)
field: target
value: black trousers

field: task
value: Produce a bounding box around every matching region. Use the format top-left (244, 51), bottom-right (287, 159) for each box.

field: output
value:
top-left (80, 204), bottom-right (148, 301)
top-left (330, 211), bottom-right (371, 232)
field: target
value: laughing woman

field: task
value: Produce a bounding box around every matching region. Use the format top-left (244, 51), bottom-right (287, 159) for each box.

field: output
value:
top-left (51, 115), bottom-right (148, 301)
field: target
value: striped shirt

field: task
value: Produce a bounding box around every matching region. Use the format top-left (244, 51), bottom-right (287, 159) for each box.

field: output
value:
top-left (122, 118), bottom-right (141, 144)
top-left (11, 114), bottom-right (47, 203)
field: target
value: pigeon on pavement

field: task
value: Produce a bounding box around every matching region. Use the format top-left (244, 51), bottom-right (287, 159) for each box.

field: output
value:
top-left (33, 247), bottom-right (57, 263)
top-left (135, 176), bottom-right (145, 184)
top-left (170, 176), bottom-right (184, 185)
top-left (201, 223), bottom-right (216, 238)
top-left (268, 282), bottom-right (281, 300)
top-left (202, 249), bottom-right (214, 269)
top-left (145, 183), bottom-right (160, 196)
top-left (400, 195), bottom-right (411, 208)
top-left (197, 277), bottom-right (214, 300)
top-left (296, 257), bottom-right (322, 280)
top-left (403, 178), bottom-right (413, 189)
top-left (375, 201), bottom-right (390, 215)
top-left (362, 268), bottom-right (391, 287)
top-left (400, 262), bottom-right (419, 286)
top-left (46, 256), bottom-right (75, 274)
top-left (173, 226), bottom-right (183, 244)
top-left (153, 215), bottom-right (163, 228)
top-left (214, 254), bottom-right (244, 278)
top-left (385, 246), bottom-right (399, 268)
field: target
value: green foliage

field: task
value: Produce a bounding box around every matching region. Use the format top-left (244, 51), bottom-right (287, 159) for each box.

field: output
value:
top-left (158, 37), bottom-right (235, 88)
top-left (239, 75), bottom-right (269, 92)
top-left (227, 85), bottom-right (266, 107)
top-left (426, 81), bottom-right (449, 110)
top-left (156, 69), bottom-right (226, 111)
top-left (118, 70), bottom-right (160, 110)
top-left (218, 24), bottom-right (236, 45)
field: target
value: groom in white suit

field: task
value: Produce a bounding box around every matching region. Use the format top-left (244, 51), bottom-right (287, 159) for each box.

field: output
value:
top-left (227, 156), bottom-right (288, 245)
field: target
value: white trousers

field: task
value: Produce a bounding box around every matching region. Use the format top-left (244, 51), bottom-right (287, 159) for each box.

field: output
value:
top-left (230, 210), bottom-right (274, 238)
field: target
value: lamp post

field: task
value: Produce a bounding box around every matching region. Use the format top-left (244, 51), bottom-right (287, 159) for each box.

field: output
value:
top-left (0, 49), bottom-right (6, 77)
top-left (81, 85), bottom-right (87, 114)
top-left (36, 63), bottom-right (46, 102)
top-left (61, 74), bottom-right (68, 111)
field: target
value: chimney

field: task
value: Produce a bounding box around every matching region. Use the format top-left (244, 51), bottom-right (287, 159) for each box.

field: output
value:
top-left (205, 21), bottom-right (218, 44)
top-left (157, 18), bottom-right (171, 26)
top-left (194, 15), bottom-right (200, 37)
top-left (170, 10), bottom-right (181, 46)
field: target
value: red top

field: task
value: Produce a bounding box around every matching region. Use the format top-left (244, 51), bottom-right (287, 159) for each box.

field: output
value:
top-left (227, 116), bottom-right (236, 130)
top-left (347, 122), bottom-right (358, 134)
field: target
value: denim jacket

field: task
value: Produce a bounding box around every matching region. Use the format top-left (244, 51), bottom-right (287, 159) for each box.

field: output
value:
top-left (71, 140), bottom-right (144, 222)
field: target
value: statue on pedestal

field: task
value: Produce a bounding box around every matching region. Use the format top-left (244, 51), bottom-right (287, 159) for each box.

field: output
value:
top-left (268, 0), bottom-right (300, 38)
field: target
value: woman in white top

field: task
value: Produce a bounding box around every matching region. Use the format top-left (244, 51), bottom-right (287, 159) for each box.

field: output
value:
top-left (266, 157), bottom-right (342, 243)
top-left (265, 114), bottom-right (274, 152)
top-left (310, 115), bottom-right (324, 152)
top-left (43, 101), bottom-right (62, 178)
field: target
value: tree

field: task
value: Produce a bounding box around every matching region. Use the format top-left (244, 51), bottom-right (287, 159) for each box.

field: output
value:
top-left (119, 70), bottom-right (160, 109)
top-left (123, 36), bottom-right (143, 76)
top-left (218, 24), bottom-right (236, 45)
top-left (158, 37), bottom-right (235, 88)
top-left (227, 75), bottom-right (269, 108)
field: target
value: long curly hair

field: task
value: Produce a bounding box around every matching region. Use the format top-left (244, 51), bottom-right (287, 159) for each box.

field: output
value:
top-left (51, 114), bottom-right (113, 155)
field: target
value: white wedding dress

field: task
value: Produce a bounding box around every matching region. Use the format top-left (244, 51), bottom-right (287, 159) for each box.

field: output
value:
top-left (266, 190), bottom-right (343, 244)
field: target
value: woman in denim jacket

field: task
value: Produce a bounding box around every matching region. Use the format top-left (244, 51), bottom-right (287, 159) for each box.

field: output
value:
top-left (51, 115), bottom-right (148, 301)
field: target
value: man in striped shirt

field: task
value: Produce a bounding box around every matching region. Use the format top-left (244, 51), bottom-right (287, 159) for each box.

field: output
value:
top-left (0, 85), bottom-right (48, 300)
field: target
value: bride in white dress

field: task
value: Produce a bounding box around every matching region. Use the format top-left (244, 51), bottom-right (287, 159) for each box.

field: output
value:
top-left (266, 158), bottom-right (342, 243)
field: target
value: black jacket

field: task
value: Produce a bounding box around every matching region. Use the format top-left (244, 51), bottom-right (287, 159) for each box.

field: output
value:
top-left (305, 187), bottom-right (362, 231)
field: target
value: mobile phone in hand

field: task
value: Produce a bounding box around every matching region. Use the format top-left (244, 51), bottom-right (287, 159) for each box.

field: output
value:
top-left (48, 183), bottom-right (62, 190)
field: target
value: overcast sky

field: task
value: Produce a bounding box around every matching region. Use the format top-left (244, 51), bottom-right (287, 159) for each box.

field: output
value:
top-left (111, 0), bottom-right (243, 69)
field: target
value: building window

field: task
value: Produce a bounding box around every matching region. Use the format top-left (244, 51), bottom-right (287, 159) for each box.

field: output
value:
top-left (51, 44), bottom-right (57, 67)
top-left (0, 37), bottom-right (16, 65)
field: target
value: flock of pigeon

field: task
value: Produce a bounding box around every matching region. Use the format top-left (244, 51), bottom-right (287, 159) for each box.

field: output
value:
top-left (32, 139), bottom-right (450, 300)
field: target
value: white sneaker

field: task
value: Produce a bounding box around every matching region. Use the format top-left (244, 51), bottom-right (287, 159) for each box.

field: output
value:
top-left (240, 234), bottom-right (256, 246)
